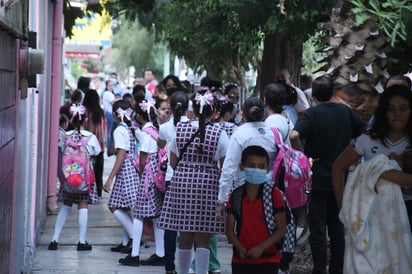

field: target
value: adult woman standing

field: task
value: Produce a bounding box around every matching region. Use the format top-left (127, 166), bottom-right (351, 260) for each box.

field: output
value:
top-left (159, 89), bottom-right (229, 274)
top-left (83, 89), bottom-right (107, 197)
top-left (102, 80), bottom-right (116, 153)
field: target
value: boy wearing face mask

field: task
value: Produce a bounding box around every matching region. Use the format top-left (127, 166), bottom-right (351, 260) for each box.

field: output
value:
top-left (225, 146), bottom-right (287, 274)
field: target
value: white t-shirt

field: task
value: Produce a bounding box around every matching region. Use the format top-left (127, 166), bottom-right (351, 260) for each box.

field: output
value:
top-left (139, 122), bottom-right (158, 154)
top-left (218, 121), bottom-right (279, 203)
top-left (113, 123), bottom-right (130, 151)
top-left (102, 90), bottom-right (115, 113)
top-left (265, 113), bottom-right (293, 146)
top-left (354, 133), bottom-right (412, 200)
top-left (65, 130), bottom-right (101, 156)
top-left (159, 116), bottom-right (190, 181)
top-left (169, 120), bottom-right (228, 161)
top-left (294, 86), bottom-right (310, 113)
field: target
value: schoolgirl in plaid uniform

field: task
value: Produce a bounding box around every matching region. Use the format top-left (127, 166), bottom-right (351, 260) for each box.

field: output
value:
top-left (159, 88), bottom-right (229, 274)
top-left (103, 100), bottom-right (139, 253)
top-left (49, 103), bottom-right (101, 251)
top-left (119, 99), bottom-right (165, 267)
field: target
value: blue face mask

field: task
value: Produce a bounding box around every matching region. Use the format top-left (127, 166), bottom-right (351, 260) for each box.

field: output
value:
top-left (242, 168), bottom-right (267, 185)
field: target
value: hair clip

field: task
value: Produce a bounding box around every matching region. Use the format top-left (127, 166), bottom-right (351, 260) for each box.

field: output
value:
top-left (69, 104), bottom-right (86, 121)
top-left (116, 107), bottom-right (133, 123)
top-left (195, 90), bottom-right (214, 114)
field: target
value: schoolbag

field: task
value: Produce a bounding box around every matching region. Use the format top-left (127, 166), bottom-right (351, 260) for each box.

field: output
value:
top-left (231, 183), bottom-right (296, 253)
top-left (133, 126), bottom-right (167, 193)
top-left (61, 132), bottom-right (94, 194)
top-left (270, 127), bottom-right (312, 209)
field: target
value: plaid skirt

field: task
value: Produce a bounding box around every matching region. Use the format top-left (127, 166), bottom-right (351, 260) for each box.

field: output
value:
top-left (133, 152), bottom-right (164, 218)
top-left (58, 181), bottom-right (99, 204)
top-left (107, 157), bottom-right (139, 208)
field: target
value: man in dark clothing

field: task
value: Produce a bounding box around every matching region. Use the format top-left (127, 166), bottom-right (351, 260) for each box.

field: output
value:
top-left (290, 75), bottom-right (365, 274)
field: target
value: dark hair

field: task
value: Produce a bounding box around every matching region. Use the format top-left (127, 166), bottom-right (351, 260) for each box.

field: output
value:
top-left (312, 75), bottom-right (334, 102)
top-left (243, 96), bottom-right (265, 122)
top-left (59, 113), bottom-right (69, 127)
top-left (241, 145), bottom-right (269, 165)
top-left (170, 91), bottom-right (189, 126)
top-left (192, 89), bottom-right (216, 153)
top-left (132, 85), bottom-right (146, 102)
top-left (71, 89), bottom-right (83, 103)
top-left (224, 84), bottom-right (239, 96)
top-left (161, 75), bottom-right (182, 90)
top-left (217, 100), bottom-right (235, 119)
top-left (155, 98), bottom-right (168, 109)
top-left (145, 68), bottom-right (155, 75)
top-left (135, 99), bottom-right (159, 129)
top-left (77, 76), bottom-right (91, 92)
top-left (181, 80), bottom-right (193, 93)
top-left (370, 84), bottom-right (412, 145)
top-left (83, 89), bottom-right (104, 125)
top-left (264, 83), bottom-right (287, 113)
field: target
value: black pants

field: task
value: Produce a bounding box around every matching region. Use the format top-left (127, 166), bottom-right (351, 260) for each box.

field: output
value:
top-left (405, 200), bottom-right (412, 233)
top-left (307, 191), bottom-right (344, 274)
top-left (93, 152), bottom-right (104, 196)
top-left (232, 262), bottom-right (279, 274)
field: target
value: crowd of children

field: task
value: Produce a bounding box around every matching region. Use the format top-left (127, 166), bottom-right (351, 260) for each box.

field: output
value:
top-left (50, 71), bottom-right (412, 274)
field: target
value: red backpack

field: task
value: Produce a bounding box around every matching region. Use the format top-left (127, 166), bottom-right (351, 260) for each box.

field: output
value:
top-left (270, 128), bottom-right (312, 208)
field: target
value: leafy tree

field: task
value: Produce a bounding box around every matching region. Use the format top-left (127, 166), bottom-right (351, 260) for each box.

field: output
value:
top-left (63, 0), bottom-right (103, 38)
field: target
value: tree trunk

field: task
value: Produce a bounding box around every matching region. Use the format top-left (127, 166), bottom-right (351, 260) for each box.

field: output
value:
top-left (257, 32), bottom-right (303, 98)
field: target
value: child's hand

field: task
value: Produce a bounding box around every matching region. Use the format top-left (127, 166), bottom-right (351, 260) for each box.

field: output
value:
top-left (103, 178), bottom-right (113, 193)
top-left (246, 245), bottom-right (264, 259)
top-left (234, 245), bottom-right (247, 259)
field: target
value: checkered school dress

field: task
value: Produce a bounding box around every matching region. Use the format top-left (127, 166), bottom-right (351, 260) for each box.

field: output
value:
top-left (133, 150), bottom-right (164, 219)
top-left (159, 122), bottom-right (225, 233)
top-left (107, 125), bottom-right (139, 208)
top-left (220, 121), bottom-right (237, 138)
top-left (58, 132), bottom-right (98, 204)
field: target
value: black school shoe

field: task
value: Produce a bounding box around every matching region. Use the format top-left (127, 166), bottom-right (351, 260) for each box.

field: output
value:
top-left (118, 254), bottom-right (140, 266)
top-left (140, 253), bottom-right (166, 266)
top-left (77, 241), bottom-right (92, 251)
top-left (48, 241), bottom-right (58, 250)
top-left (111, 239), bottom-right (132, 253)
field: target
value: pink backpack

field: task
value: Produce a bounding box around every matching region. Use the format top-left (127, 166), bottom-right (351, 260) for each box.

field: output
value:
top-left (61, 133), bottom-right (94, 194)
top-left (133, 126), bottom-right (167, 193)
top-left (270, 128), bottom-right (312, 208)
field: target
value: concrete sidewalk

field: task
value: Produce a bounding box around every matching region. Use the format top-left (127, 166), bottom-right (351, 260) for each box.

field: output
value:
top-left (32, 155), bottom-right (233, 274)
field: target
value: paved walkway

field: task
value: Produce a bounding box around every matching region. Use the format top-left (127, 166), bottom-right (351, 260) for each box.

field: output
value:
top-left (32, 155), bottom-right (233, 274)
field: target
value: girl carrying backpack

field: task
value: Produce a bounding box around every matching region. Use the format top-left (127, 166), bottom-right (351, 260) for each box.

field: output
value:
top-left (48, 103), bottom-right (101, 251)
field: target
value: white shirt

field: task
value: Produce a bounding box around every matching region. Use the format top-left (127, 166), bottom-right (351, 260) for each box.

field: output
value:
top-left (169, 120), bottom-right (229, 161)
top-left (113, 123), bottom-right (130, 151)
top-left (65, 130), bottom-right (101, 156)
top-left (102, 90), bottom-right (115, 113)
top-left (139, 122), bottom-right (158, 154)
top-left (218, 121), bottom-right (279, 203)
top-left (159, 116), bottom-right (190, 181)
top-left (265, 113), bottom-right (293, 146)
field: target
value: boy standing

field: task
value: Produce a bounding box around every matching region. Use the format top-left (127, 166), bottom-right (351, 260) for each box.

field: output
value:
top-left (226, 146), bottom-right (287, 274)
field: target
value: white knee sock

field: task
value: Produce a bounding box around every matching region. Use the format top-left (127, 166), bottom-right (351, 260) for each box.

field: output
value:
top-left (195, 247), bottom-right (210, 274)
top-left (52, 205), bottom-right (72, 242)
top-left (152, 218), bottom-right (165, 257)
top-left (131, 218), bottom-right (143, 257)
top-left (78, 208), bottom-right (88, 243)
top-left (113, 209), bottom-right (133, 239)
top-left (177, 248), bottom-right (193, 274)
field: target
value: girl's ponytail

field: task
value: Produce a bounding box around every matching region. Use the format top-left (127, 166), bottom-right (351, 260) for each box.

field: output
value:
top-left (170, 91), bottom-right (189, 126)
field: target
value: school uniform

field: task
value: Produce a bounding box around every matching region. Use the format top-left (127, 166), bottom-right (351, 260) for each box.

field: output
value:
top-left (159, 121), bottom-right (228, 233)
top-left (133, 122), bottom-right (164, 218)
top-left (107, 123), bottom-right (139, 208)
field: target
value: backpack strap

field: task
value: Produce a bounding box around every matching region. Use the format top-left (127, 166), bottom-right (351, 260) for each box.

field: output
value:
top-left (263, 183), bottom-right (276, 233)
top-left (231, 185), bottom-right (246, 234)
top-left (142, 126), bottom-right (159, 141)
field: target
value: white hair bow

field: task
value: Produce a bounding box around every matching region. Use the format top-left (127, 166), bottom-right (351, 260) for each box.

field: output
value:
top-left (116, 107), bottom-right (133, 123)
top-left (195, 90), bottom-right (214, 114)
top-left (69, 104), bottom-right (86, 120)
top-left (139, 99), bottom-right (155, 121)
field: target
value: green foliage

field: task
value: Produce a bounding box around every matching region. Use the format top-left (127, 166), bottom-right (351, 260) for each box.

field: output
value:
top-left (71, 60), bottom-right (87, 80)
top-left (63, 0), bottom-right (103, 38)
top-left (349, 0), bottom-right (412, 46)
top-left (301, 32), bottom-right (326, 76)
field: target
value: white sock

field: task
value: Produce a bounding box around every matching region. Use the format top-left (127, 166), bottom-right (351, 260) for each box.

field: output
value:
top-left (78, 208), bottom-right (88, 243)
top-left (131, 218), bottom-right (143, 257)
top-left (121, 229), bottom-right (130, 246)
top-left (195, 247), bottom-right (210, 274)
top-left (152, 218), bottom-right (165, 257)
top-left (52, 205), bottom-right (71, 242)
top-left (113, 209), bottom-right (133, 238)
top-left (177, 248), bottom-right (193, 274)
